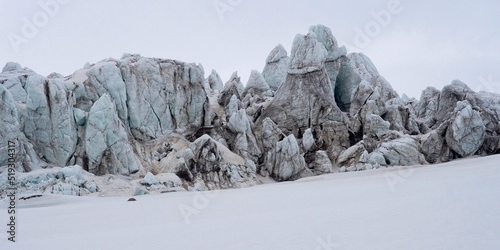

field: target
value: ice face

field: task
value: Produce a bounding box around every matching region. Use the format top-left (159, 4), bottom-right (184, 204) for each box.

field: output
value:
top-left (87, 61), bottom-right (128, 121)
top-left (24, 76), bottom-right (77, 167)
top-left (85, 94), bottom-right (140, 175)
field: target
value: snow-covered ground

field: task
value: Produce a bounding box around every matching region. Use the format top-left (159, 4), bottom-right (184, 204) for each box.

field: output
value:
top-left (1, 155), bottom-right (500, 250)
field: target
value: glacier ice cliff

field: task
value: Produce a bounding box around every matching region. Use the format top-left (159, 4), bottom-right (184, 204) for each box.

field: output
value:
top-left (1, 24), bottom-right (500, 197)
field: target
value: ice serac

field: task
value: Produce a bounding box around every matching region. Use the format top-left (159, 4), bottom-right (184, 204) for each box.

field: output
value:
top-left (445, 101), bottom-right (485, 157)
top-left (309, 25), bottom-right (342, 61)
top-left (365, 114), bottom-right (390, 138)
top-left (288, 33), bottom-right (327, 74)
top-left (307, 25), bottom-right (396, 112)
top-left (473, 92), bottom-right (500, 155)
top-left (0, 84), bottom-right (41, 172)
top-left (384, 98), bottom-right (420, 134)
top-left (0, 65), bottom-right (33, 104)
top-left (182, 135), bottom-right (258, 189)
top-left (120, 56), bottom-right (208, 140)
top-left (257, 118), bottom-right (284, 177)
top-left (337, 143), bottom-right (367, 167)
top-left (2, 62), bottom-right (22, 73)
top-left (241, 70), bottom-right (273, 122)
top-left (227, 72), bottom-right (245, 94)
top-left (309, 150), bottom-right (334, 174)
top-left (272, 134), bottom-right (309, 181)
top-left (417, 87), bottom-right (440, 118)
top-left (309, 24), bottom-right (346, 94)
top-left (420, 130), bottom-right (446, 163)
top-left (24, 75), bottom-right (77, 167)
top-left (335, 53), bottom-right (398, 112)
top-left (218, 72), bottom-right (244, 107)
top-left (206, 69), bottom-right (224, 92)
top-left (225, 94), bottom-right (240, 121)
top-left (416, 87), bottom-right (441, 128)
top-left (227, 109), bottom-right (262, 162)
top-left (85, 94), bottom-right (140, 175)
top-left (348, 53), bottom-right (398, 103)
top-left (374, 135), bottom-right (423, 166)
top-left (242, 70), bottom-right (271, 98)
top-left (349, 80), bottom-right (386, 136)
top-left (260, 32), bottom-right (345, 137)
top-left (436, 80), bottom-right (476, 126)
top-left (262, 44), bottom-right (289, 91)
top-left (258, 32), bottom-right (351, 170)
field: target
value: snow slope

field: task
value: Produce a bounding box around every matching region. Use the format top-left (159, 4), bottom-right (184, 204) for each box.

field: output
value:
top-left (1, 155), bottom-right (500, 250)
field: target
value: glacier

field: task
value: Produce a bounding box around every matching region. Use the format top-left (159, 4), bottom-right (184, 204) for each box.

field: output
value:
top-left (1, 24), bottom-right (500, 197)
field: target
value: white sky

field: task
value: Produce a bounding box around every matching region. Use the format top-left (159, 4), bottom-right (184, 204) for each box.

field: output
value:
top-left (1, 0), bottom-right (499, 98)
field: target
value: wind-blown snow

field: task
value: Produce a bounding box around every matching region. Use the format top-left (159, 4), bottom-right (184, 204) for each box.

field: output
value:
top-left (1, 155), bottom-right (499, 249)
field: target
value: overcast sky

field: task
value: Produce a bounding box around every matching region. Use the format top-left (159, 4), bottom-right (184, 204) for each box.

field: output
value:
top-left (1, 0), bottom-right (499, 98)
